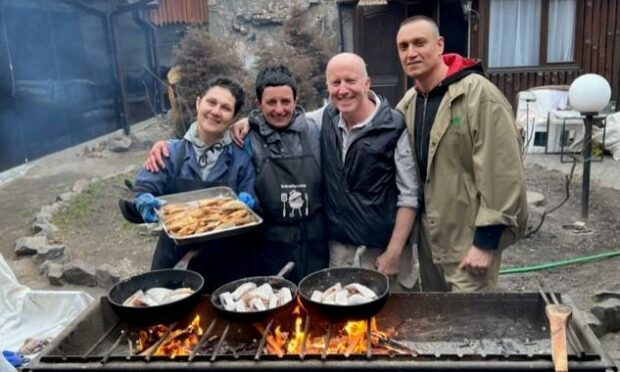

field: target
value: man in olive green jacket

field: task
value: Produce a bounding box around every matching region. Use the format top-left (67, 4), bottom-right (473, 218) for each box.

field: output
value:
top-left (395, 16), bottom-right (528, 292)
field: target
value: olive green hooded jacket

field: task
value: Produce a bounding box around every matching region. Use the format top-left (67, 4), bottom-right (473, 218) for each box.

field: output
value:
top-left (396, 71), bottom-right (528, 264)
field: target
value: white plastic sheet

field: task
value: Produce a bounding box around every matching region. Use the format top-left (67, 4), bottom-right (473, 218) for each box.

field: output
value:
top-left (597, 112), bottom-right (620, 160)
top-left (515, 88), bottom-right (585, 153)
top-left (0, 254), bottom-right (93, 371)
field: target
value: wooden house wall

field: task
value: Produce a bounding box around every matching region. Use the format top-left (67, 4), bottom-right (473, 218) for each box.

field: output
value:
top-left (471, 0), bottom-right (620, 109)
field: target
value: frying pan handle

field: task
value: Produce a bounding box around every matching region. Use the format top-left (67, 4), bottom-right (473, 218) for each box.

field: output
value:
top-left (174, 249), bottom-right (199, 270)
top-left (277, 261), bottom-right (295, 277)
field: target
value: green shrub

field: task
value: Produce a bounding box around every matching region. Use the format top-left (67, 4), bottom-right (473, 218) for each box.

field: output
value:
top-left (255, 3), bottom-right (337, 110)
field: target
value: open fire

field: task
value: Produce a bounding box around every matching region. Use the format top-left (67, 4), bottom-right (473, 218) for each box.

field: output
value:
top-left (132, 306), bottom-right (415, 358)
top-left (265, 313), bottom-right (390, 356)
top-left (135, 315), bottom-right (203, 358)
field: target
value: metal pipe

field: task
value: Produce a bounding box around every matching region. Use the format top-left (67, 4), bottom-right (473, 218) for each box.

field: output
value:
top-left (211, 323), bottom-right (230, 362)
top-left (581, 114), bottom-right (594, 220)
top-left (189, 317), bottom-right (218, 361)
top-left (366, 318), bottom-right (372, 359)
top-left (337, 4), bottom-right (345, 52)
top-left (144, 322), bottom-right (177, 361)
top-left (0, 0), bottom-right (15, 98)
top-left (59, 0), bottom-right (105, 16)
top-left (321, 322), bottom-right (332, 360)
top-left (83, 320), bottom-right (122, 357)
top-left (133, 8), bottom-right (163, 114)
top-left (104, 10), bottom-right (129, 135)
top-left (300, 315), bottom-right (311, 359)
top-left (254, 319), bottom-right (273, 360)
top-left (111, 0), bottom-right (156, 17)
top-left (100, 328), bottom-right (126, 364)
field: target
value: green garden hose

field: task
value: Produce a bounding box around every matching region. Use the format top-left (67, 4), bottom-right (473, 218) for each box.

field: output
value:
top-left (499, 249), bottom-right (620, 275)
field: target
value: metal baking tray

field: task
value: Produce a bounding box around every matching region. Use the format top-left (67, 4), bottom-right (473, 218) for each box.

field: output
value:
top-left (157, 186), bottom-right (262, 246)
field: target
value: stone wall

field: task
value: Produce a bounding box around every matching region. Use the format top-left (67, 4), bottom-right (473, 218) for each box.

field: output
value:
top-left (207, 0), bottom-right (340, 71)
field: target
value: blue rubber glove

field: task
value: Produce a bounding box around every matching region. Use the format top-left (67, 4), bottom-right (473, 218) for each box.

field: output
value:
top-left (135, 193), bottom-right (164, 223)
top-left (3, 350), bottom-right (28, 368)
top-left (238, 192), bottom-right (255, 209)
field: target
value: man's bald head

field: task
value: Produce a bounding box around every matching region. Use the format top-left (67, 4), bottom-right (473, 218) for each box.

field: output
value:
top-left (326, 53), bottom-right (368, 80)
top-left (324, 52), bottom-right (373, 125)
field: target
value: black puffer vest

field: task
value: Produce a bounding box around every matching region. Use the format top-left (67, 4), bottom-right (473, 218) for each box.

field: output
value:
top-left (320, 97), bottom-right (405, 248)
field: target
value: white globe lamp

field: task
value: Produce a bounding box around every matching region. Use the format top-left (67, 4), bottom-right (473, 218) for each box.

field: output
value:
top-left (568, 74), bottom-right (611, 114)
top-left (568, 73), bottom-right (611, 220)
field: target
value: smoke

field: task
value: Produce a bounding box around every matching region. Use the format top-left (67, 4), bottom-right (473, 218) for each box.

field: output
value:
top-left (0, 0), bottom-right (156, 171)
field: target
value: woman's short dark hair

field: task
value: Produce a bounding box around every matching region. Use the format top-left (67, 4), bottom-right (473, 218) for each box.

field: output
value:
top-left (199, 76), bottom-right (245, 116)
top-left (255, 65), bottom-right (297, 101)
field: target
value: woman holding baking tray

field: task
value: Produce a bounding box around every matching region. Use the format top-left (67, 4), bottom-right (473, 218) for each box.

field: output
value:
top-left (144, 66), bottom-right (329, 283)
top-left (131, 76), bottom-right (256, 291)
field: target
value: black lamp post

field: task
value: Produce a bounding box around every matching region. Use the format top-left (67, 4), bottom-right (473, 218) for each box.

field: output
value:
top-left (568, 74), bottom-right (611, 220)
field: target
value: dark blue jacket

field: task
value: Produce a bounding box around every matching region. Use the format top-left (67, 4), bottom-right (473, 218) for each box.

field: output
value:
top-left (134, 139), bottom-right (255, 197)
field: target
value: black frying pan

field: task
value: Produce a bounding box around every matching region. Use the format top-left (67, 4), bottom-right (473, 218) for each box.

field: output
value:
top-left (298, 267), bottom-right (390, 321)
top-left (108, 250), bottom-right (204, 325)
top-left (210, 262), bottom-right (297, 322)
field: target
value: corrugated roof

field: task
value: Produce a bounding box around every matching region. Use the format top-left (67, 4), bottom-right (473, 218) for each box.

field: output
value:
top-left (147, 0), bottom-right (208, 26)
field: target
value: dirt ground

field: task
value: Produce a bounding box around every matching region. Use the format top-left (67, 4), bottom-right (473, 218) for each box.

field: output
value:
top-left (1, 119), bottom-right (619, 364)
top-left (499, 163), bottom-right (620, 309)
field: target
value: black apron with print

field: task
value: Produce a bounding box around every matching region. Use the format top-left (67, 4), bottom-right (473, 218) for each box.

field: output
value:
top-left (150, 144), bottom-right (251, 292)
top-left (253, 132), bottom-right (328, 283)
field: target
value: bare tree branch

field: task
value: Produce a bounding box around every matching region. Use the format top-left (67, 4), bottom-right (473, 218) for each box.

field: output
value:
top-left (526, 156), bottom-right (578, 237)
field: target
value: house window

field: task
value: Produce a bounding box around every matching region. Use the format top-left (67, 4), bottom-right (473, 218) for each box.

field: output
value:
top-left (488, 0), bottom-right (576, 68)
top-left (547, 0), bottom-right (576, 63)
top-left (488, 0), bottom-right (541, 68)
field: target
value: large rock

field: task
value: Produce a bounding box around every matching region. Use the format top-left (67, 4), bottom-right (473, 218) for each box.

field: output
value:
top-left (35, 244), bottom-right (65, 262)
top-left (590, 297), bottom-right (620, 334)
top-left (584, 311), bottom-right (605, 337)
top-left (15, 236), bottom-right (47, 256)
top-left (96, 264), bottom-right (123, 289)
top-left (40, 260), bottom-right (65, 286)
top-left (41, 203), bottom-right (63, 215)
top-left (62, 260), bottom-right (97, 287)
top-left (57, 191), bottom-right (76, 202)
top-left (72, 179), bottom-right (90, 194)
top-left (108, 136), bottom-right (132, 152)
top-left (33, 221), bottom-right (58, 239)
top-left (593, 290), bottom-right (620, 301)
top-left (47, 264), bottom-right (64, 286)
top-left (34, 210), bottom-right (53, 224)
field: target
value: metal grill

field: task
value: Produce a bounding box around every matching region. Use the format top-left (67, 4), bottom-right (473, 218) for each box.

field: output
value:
top-left (26, 293), bottom-right (617, 371)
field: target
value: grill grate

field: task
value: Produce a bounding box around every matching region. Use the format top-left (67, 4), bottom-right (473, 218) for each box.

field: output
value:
top-left (27, 293), bottom-right (617, 371)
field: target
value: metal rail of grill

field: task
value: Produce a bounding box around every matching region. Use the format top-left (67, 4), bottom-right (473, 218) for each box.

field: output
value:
top-left (29, 293), bottom-right (617, 372)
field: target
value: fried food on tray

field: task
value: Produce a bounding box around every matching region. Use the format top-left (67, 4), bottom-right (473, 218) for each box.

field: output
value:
top-left (161, 196), bottom-right (255, 237)
top-left (162, 204), bottom-right (188, 216)
top-left (198, 197), bottom-right (233, 208)
top-left (220, 200), bottom-right (246, 211)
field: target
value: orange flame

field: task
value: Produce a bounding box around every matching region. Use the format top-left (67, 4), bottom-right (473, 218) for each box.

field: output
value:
top-left (136, 315), bottom-right (203, 357)
top-left (265, 316), bottom-right (387, 355)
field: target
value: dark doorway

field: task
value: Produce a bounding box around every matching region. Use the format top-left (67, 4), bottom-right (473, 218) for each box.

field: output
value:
top-left (354, 2), bottom-right (407, 107)
top-left (352, 0), bottom-right (468, 102)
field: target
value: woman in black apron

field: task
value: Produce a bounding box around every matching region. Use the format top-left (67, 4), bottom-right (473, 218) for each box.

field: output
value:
top-left (247, 66), bottom-right (328, 283)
